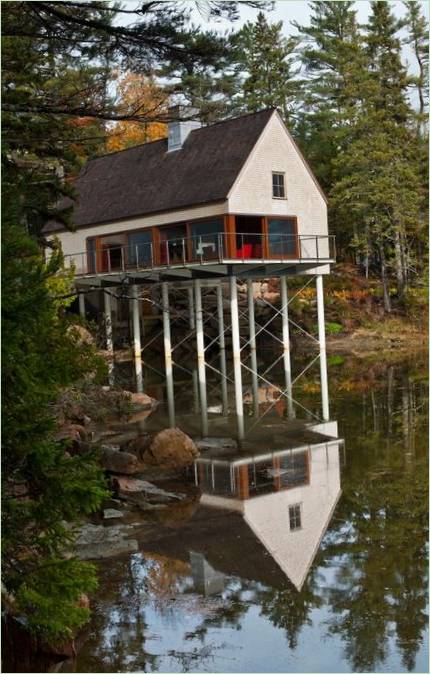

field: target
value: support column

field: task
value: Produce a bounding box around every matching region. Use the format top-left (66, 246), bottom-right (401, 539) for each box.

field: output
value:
top-left (131, 285), bottom-right (143, 393)
top-left (316, 274), bottom-right (330, 421)
top-left (78, 290), bottom-right (85, 319)
top-left (194, 279), bottom-right (208, 436)
top-left (104, 289), bottom-right (114, 387)
top-left (188, 285), bottom-right (200, 414)
top-left (230, 276), bottom-right (245, 439)
top-left (216, 283), bottom-right (228, 415)
top-left (247, 279), bottom-right (259, 418)
top-left (162, 282), bottom-right (175, 426)
top-left (280, 276), bottom-right (295, 418)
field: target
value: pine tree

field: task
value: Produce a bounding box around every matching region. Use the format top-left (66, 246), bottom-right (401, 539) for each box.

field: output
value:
top-left (1, 0), bottom-right (257, 645)
top-left (293, 2), bottom-right (370, 251)
top-left (231, 12), bottom-right (300, 127)
top-left (403, 0), bottom-right (429, 135)
top-left (331, 1), bottom-right (425, 307)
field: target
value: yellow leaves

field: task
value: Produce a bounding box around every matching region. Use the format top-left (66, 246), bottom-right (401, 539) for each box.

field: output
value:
top-left (106, 72), bottom-right (168, 152)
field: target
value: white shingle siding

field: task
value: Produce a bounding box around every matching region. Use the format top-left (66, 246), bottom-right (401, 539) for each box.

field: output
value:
top-left (56, 201), bottom-right (227, 257)
top-left (227, 111), bottom-right (328, 238)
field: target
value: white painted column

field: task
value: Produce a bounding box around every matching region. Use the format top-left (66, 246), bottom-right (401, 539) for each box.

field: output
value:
top-left (316, 274), bottom-right (330, 421)
top-left (194, 279), bottom-right (209, 436)
top-left (131, 285), bottom-right (143, 393)
top-left (216, 283), bottom-right (228, 415)
top-left (247, 279), bottom-right (259, 418)
top-left (162, 282), bottom-right (175, 427)
top-left (104, 289), bottom-right (114, 387)
top-left (78, 290), bottom-right (85, 319)
top-left (230, 276), bottom-right (245, 439)
top-left (280, 275), bottom-right (295, 419)
top-left (188, 285), bottom-right (199, 414)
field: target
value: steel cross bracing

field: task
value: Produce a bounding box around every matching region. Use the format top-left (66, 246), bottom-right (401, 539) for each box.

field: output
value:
top-left (93, 273), bottom-right (330, 439)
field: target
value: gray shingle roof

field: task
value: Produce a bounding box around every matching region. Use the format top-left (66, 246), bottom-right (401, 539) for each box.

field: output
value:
top-left (44, 108), bottom-right (276, 233)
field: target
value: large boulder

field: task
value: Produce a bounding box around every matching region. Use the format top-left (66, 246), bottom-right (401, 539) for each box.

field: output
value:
top-left (99, 445), bottom-right (139, 475)
top-left (147, 428), bottom-right (199, 469)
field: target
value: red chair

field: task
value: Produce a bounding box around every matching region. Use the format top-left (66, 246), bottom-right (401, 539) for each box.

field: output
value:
top-left (236, 243), bottom-right (253, 259)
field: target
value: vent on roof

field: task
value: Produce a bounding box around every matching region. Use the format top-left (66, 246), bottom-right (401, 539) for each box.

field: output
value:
top-left (167, 105), bottom-right (201, 152)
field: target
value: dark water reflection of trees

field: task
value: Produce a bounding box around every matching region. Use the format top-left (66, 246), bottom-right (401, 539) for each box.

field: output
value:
top-left (70, 357), bottom-right (427, 674)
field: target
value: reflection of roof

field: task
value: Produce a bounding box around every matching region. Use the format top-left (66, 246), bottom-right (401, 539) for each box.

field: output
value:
top-left (141, 506), bottom-right (293, 590)
top-left (44, 109), bottom-right (275, 233)
top-left (142, 442), bottom-right (342, 592)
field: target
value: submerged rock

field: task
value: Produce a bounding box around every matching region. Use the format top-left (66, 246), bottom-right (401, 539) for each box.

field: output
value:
top-left (195, 437), bottom-right (237, 452)
top-left (75, 523), bottom-right (138, 560)
top-left (127, 433), bottom-right (152, 459)
top-left (103, 508), bottom-right (124, 520)
top-left (112, 476), bottom-right (184, 507)
top-left (147, 428), bottom-right (199, 469)
top-left (99, 445), bottom-right (139, 475)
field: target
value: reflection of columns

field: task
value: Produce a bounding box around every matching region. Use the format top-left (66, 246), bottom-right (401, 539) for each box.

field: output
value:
top-left (230, 276), bottom-right (244, 439)
top-left (273, 456), bottom-right (281, 491)
top-left (216, 283), bottom-right (228, 415)
top-left (280, 276), bottom-right (294, 418)
top-left (104, 289), bottom-right (114, 387)
top-left (162, 282), bottom-right (175, 426)
top-left (131, 285), bottom-right (143, 393)
top-left (236, 465), bottom-right (249, 499)
top-left (78, 290), bottom-right (85, 319)
top-left (247, 279), bottom-right (259, 418)
top-left (316, 274), bottom-right (329, 421)
top-left (194, 279), bottom-right (208, 436)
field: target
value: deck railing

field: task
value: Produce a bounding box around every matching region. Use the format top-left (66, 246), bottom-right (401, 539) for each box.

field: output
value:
top-left (64, 232), bottom-right (336, 276)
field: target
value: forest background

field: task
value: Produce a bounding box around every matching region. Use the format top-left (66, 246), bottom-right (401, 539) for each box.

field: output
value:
top-left (2, 0), bottom-right (428, 648)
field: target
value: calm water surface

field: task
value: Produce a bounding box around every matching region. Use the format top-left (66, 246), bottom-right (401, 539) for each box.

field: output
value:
top-left (66, 355), bottom-right (428, 673)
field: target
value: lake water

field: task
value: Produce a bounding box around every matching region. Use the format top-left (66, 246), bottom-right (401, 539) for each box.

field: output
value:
top-left (64, 353), bottom-right (428, 674)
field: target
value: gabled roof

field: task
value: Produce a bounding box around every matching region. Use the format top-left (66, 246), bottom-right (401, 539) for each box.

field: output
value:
top-left (44, 108), bottom-right (276, 233)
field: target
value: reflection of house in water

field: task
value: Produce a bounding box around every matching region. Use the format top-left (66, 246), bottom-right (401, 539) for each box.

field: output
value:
top-left (141, 422), bottom-right (343, 593)
top-left (193, 421), bottom-right (342, 591)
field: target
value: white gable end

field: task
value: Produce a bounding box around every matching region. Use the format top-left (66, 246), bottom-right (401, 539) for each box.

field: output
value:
top-left (228, 111), bottom-right (328, 238)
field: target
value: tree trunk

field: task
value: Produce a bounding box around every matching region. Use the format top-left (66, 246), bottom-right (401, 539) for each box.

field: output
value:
top-left (378, 244), bottom-right (391, 313)
top-left (394, 230), bottom-right (405, 297)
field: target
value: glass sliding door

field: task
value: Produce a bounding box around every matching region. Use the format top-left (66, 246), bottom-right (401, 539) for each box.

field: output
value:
top-left (267, 218), bottom-right (298, 258)
top-left (189, 218), bottom-right (224, 261)
top-left (159, 225), bottom-right (187, 264)
top-left (128, 230), bottom-right (153, 268)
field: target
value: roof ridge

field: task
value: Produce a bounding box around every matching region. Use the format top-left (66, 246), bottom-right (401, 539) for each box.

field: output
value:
top-left (83, 108), bottom-right (276, 166)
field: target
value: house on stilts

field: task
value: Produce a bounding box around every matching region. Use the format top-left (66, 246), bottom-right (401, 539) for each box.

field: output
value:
top-left (44, 106), bottom-right (337, 441)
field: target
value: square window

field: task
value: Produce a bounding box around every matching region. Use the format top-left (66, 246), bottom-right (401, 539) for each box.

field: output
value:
top-left (289, 504), bottom-right (302, 531)
top-left (272, 172), bottom-right (286, 198)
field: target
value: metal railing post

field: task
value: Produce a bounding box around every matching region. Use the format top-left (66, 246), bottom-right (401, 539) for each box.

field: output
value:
top-left (107, 248), bottom-right (111, 273)
top-left (135, 244), bottom-right (139, 269)
top-left (182, 238), bottom-right (186, 265)
top-left (121, 246), bottom-right (125, 271)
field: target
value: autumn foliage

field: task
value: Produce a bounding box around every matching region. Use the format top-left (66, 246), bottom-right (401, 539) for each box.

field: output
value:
top-left (106, 73), bottom-right (168, 152)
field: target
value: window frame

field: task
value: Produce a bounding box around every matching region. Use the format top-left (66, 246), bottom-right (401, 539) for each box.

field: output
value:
top-left (288, 503), bottom-right (302, 531)
top-left (272, 171), bottom-right (286, 199)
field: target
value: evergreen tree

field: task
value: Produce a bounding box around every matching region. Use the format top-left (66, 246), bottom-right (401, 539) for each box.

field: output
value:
top-left (331, 1), bottom-right (425, 306)
top-left (292, 1), bottom-right (369, 192)
top-left (1, 0), bottom-right (258, 644)
top-left (231, 12), bottom-right (300, 127)
top-left (403, 0), bottom-right (429, 135)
